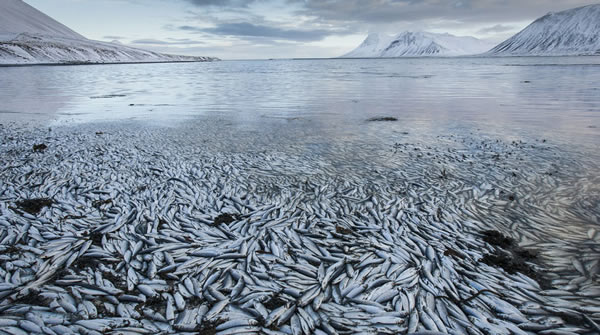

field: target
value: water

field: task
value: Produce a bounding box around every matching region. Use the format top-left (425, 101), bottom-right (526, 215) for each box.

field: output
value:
top-left (1, 57), bottom-right (599, 150)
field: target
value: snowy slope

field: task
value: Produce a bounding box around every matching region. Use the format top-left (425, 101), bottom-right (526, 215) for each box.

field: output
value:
top-left (343, 33), bottom-right (394, 58)
top-left (0, 0), bottom-right (217, 64)
top-left (0, 34), bottom-right (216, 64)
top-left (488, 4), bottom-right (600, 56)
top-left (343, 32), bottom-right (494, 58)
top-left (0, 0), bottom-right (83, 41)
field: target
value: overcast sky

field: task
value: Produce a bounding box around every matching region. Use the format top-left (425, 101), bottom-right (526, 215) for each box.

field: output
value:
top-left (27, 0), bottom-right (594, 59)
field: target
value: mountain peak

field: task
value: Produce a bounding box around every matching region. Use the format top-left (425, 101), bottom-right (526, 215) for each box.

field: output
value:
top-left (0, 0), bottom-right (84, 41)
top-left (0, 0), bottom-right (217, 64)
top-left (343, 31), bottom-right (493, 58)
top-left (488, 4), bottom-right (600, 56)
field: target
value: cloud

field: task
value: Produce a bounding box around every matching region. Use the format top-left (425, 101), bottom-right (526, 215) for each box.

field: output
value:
top-left (180, 22), bottom-right (347, 42)
top-left (178, 0), bottom-right (595, 26)
top-left (131, 38), bottom-right (206, 45)
top-left (167, 0), bottom-right (594, 58)
top-left (292, 0), bottom-right (592, 24)
top-left (183, 0), bottom-right (256, 7)
top-left (104, 35), bottom-right (126, 40)
top-left (477, 24), bottom-right (516, 34)
top-left (135, 41), bottom-right (345, 59)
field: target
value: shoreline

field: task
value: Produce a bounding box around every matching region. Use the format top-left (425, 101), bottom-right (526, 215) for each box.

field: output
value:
top-left (0, 58), bottom-right (220, 68)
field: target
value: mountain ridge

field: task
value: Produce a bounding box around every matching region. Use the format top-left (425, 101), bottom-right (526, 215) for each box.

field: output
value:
top-left (0, 0), bottom-right (217, 65)
top-left (343, 31), bottom-right (494, 58)
top-left (487, 4), bottom-right (600, 56)
top-left (0, 0), bottom-right (83, 41)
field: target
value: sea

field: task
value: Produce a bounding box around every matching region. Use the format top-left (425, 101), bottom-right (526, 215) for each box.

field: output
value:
top-left (1, 57), bottom-right (599, 149)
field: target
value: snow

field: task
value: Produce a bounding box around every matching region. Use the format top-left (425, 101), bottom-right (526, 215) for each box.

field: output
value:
top-left (0, 34), bottom-right (216, 64)
top-left (343, 33), bottom-right (395, 58)
top-left (343, 32), bottom-right (495, 58)
top-left (488, 4), bottom-right (600, 56)
top-left (0, 0), bottom-right (217, 65)
top-left (0, 0), bottom-right (83, 42)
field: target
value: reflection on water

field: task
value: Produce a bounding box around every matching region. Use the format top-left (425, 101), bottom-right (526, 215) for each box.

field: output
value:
top-left (0, 57), bottom-right (599, 150)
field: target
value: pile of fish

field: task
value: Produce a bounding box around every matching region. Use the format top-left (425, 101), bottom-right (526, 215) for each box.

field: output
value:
top-left (0, 123), bottom-right (598, 335)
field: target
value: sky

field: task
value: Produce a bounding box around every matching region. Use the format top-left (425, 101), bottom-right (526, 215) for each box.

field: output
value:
top-left (27, 0), bottom-right (595, 60)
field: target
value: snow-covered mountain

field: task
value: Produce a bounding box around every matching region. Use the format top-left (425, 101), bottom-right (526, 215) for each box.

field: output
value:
top-left (0, 0), bottom-right (217, 65)
top-left (488, 4), bottom-right (600, 56)
top-left (343, 33), bottom-right (393, 58)
top-left (343, 32), bottom-right (495, 58)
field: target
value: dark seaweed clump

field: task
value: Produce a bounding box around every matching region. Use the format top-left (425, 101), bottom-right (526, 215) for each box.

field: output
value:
top-left (444, 248), bottom-right (465, 259)
top-left (33, 143), bottom-right (47, 152)
top-left (12, 290), bottom-right (51, 307)
top-left (366, 117), bottom-right (398, 122)
top-left (482, 230), bottom-right (515, 249)
top-left (335, 225), bottom-right (353, 235)
top-left (480, 230), bottom-right (550, 289)
top-left (214, 213), bottom-right (239, 225)
top-left (263, 295), bottom-right (287, 310)
top-left (92, 199), bottom-right (113, 208)
top-left (197, 319), bottom-right (225, 335)
top-left (16, 198), bottom-right (53, 215)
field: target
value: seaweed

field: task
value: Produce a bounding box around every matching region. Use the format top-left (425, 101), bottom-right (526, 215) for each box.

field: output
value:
top-left (186, 295), bottom-right (204, 308)
top-left (481, 230), bottom-right (515, 249)
top-left (90, 94), bottom-right (127, 99)
top-left (81, 230), bottom-right (104, 247)
top-left (89, 231), bottom-right (104, 246)
top-left (197, 319), bottom-right (226, 335)
top-left (94, 298), bottom-right (115, 317)
top-left (137, 295), bottom-right (166, 316)
top-left (444, 248), bottom-right (465, 259)
top-left (16, 198), bottom-right (53, 215)
top-left (481, 251), bottom-right (530, 275)
top-left (480, 230), bottom-right (550, 289)
top-left (72, 256), bottom-right (102, 270)
top-left (263, 295), bottom-right (287, 310)
top-left (102, 271), bottom-right (127, 291)
top-left (92, 198), bottom-right (112, 209)
top-left (366, 117), bottom-right (398, 122)
top-left (213, 213), bottom-right (241, 225)
top-left (33, 143), bottom-right (47, 152)
top-left (12, 290), bottom-right (51, 306)
top-left (335, 225), bottom-right (353, 235)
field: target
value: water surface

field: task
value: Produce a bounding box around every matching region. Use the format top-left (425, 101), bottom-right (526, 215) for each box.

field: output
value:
top-left (1, 57), bottom-right (599, 152)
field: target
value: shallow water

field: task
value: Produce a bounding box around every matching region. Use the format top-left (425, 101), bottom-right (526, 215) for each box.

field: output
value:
top-left (1, 57), bottom-right (599, 149)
